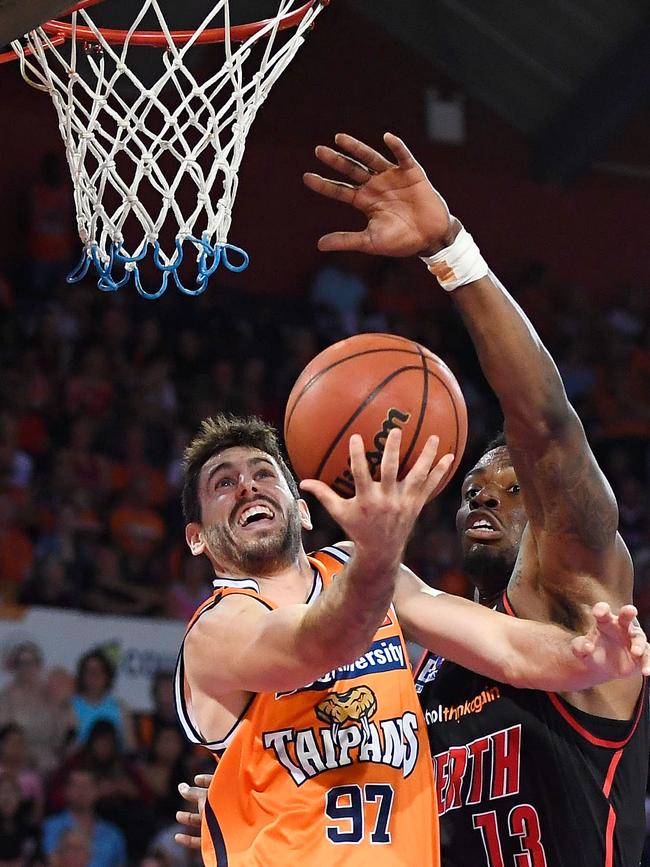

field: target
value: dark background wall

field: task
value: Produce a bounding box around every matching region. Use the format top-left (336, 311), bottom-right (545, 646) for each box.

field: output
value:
top-left (1, 3), bottom-right (649, 299)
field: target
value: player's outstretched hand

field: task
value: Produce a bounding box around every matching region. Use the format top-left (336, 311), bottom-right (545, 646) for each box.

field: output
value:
top-left (175, 773), bottom-right (213, 850)
top-left (303, 132), bottom-right (456, 257)
top-left (571, 603), bottom-right (650, 680)
top-left (300, 428), bottom-right (454, 559)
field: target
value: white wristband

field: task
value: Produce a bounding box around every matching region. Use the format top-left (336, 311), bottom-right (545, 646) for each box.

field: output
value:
top-left (420, 226), bottom-right (489, 291)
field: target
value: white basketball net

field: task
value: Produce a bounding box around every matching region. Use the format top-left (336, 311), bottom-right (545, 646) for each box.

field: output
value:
top-left (12, 1), bottom-right (326, 297)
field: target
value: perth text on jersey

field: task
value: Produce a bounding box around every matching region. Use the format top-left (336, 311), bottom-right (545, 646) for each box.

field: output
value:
top-left (434, 724), bottom-right (521, 815)
top-left (263, 686), bottom-right (421, 786)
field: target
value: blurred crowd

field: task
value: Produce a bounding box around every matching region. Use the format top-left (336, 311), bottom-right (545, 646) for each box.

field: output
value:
top-left (0, 164), bottom-right (648, 864)
top-left (0, 638), bottom-right (209, 867)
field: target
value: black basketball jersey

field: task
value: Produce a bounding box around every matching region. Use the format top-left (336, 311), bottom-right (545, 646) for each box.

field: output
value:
top-left (415, 592), bottom-right (649, 867)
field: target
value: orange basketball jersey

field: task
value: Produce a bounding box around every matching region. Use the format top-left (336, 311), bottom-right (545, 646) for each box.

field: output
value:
top-left (175, 544), bottom-right (439, 866)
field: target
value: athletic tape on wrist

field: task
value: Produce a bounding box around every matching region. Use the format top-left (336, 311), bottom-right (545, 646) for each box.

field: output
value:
top-left (420, 226), bottom-right (489, 291)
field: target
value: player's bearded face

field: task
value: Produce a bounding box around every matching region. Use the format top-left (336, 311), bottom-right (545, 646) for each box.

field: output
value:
top-left (202, 496), bottom-right (304, 575)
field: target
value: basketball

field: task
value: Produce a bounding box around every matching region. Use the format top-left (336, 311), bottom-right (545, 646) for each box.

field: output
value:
top-left (284, 333), bottom-right (468, 498)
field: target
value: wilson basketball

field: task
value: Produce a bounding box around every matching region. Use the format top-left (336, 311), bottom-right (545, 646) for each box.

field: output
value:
top-left (284, 333), bottom-right (468, 498)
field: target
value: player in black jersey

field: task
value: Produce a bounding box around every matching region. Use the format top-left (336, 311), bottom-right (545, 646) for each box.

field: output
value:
top-left (174, 134), bottom-right (649, 866)
top-left (300, 131), bottom-right (648, 867)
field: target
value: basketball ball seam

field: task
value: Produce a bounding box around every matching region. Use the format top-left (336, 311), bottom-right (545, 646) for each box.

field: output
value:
top-left (396, 343), bottom-right (429, 477)
top-left (284, 343), bottom-right (450, 436)
top-left (313, 364), bottom-right (461, 482)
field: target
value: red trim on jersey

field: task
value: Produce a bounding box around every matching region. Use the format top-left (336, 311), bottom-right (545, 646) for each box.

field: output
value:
top-left (502, 591), bottom-right (648, 749)
top-left (546, 674), bottom-right (647, 749)
top-left (501, 592), bottom-right (516, 616)
top-left (603, 751), bottom-right (623, 867)
top-left (602, 749), bottom-right (623, 799)
top-left (604, 804), bottom-right (617, 867)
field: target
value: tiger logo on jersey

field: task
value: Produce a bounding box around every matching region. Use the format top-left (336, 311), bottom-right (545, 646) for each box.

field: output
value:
top-left (316, 686), bottom-right (377, 745)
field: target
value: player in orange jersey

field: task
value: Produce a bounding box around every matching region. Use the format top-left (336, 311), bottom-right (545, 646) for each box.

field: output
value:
top-left (175, 413), bottom-right (649, 866)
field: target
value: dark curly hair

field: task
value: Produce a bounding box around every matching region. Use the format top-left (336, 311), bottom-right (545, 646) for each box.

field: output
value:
top-left (182, 413), bottom-right (299, 524)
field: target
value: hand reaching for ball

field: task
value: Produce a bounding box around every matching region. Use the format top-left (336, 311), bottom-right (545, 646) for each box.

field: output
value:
top-left (300, 428), bottom-right (454, 561)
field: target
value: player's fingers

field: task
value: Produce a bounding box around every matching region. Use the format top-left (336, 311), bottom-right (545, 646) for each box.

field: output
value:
top-left (174, 832), bottom-right (202, 850)
top-left (348, 433), bottom-right (373, 492)
top-left (317, 231), bottom-right (371, 254)
top-left (571, 635), bottom-right (595, 658)
top-left (404, 434), bottom-right (440, 483)
top-left (178, 782), bottom-right (205, 805)
top-left (303, 172), bottom-right (357, 204)
top-left (591, 601), bottom-right (614, 624)
top-left (383, 132), bottom-right (418, 170)
top-left (314, 145), bottom-right (374, 184)
top-left (193, 774), bottom-right (214, 788)
top-left (378, 427), bottom-right (402, 485)
top-left (299, 478), bottom-right (345, 511)
top-left (629, 627), bottom-right (648, 659)
top-left (176, 810), bottom-right (202, 828)
top-left (423, 453), bottom-right (455, 500)
top-left (618, 604), bottom-right (639, 631)
top-left (641, 646), bottom-right (650, 677)
top-left (334, 133), bottom-right (394, 173)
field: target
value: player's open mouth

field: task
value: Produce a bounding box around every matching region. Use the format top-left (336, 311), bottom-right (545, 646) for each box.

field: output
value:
top-left (464, 513), bottom-right (502, 541)
top-left (237, 503), bottom-right (276, 528)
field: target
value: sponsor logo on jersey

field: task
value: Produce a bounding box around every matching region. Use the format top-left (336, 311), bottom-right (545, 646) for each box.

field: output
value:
top-left (425, 686), bottom-right (501, 725)
top-left (263, 686), bottom-right (421, 786)
top-left (276, 636), bottom-right (407, 697)
top-left (415, 654), bottom-right (444, 693)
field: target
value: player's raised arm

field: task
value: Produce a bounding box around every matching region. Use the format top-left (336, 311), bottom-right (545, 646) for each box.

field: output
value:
top-left (185, 430), bottom-right (454, 696)
top-left (304, 132), bottom-right (629, 602)
top-left (393, 567), bottom-right (650, 691)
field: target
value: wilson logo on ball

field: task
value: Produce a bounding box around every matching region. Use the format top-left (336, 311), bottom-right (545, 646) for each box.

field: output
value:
top-left (332, 408), bottom-right (411, 496)
top-left (284, 332), bottom-right (468, 501)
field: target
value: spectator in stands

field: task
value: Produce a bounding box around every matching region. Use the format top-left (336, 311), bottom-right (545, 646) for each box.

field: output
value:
top-left (165, 555), bottom-right (211, 622)
top-left (84, 544), bottom-right (159, 617)
top-left (0, 416), bottom-right (33, 494)
top-left (0, 494), bottom-right (33, 603)
top-left (0, 642), bottom-right (75, 775)
top-left (139, 854), bottom-right (174, 867)
top-left (49, 720), bottom-right (153, 856)
top-left (66, 347), bottom-right (115, 422)
top-left (138, 724), bottom-right (189, 826)
top-left (109, 478), bottom-right (165, 562)
top-left (19, 553), bottom-right (77, 609)
top-left (0, 772), bottom-right (41, 867)
top-left (22, 152), bottom-right (76, 297)
top-left (48, 827), bottom-right (92, 867)
top-left (0, 725), bottom-right (44, 822)
top-left (71, 650), bottom-right (136, 752)
top-left (309, 251), bottom-right (369, 336)
top-left (42, 768), bottom-right (126, 867)
top-left (134, 672), bottom-right (179, 755)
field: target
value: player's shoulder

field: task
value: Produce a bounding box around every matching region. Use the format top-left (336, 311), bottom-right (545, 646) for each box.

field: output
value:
top-left (187, 587), bottom-right (274, 637)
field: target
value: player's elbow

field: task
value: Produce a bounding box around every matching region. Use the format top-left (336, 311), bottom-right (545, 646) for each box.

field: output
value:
top-left (494, 647), bottom-right (533, 690)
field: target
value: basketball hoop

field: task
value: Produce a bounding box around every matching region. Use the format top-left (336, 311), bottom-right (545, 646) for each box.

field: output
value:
top-left (8, 0), bottom-right (330, 298)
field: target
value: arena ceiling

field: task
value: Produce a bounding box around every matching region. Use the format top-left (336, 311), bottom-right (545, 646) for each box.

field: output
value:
top-left (350, 0), bottom-right (650, 183)
top-left (9, 0), bottom-right (650, 183)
